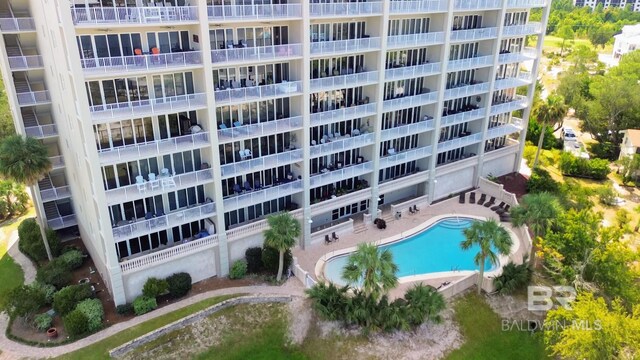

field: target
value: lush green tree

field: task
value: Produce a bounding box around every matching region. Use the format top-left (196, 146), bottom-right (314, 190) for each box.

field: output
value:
top-left (619, 153), bottom-right (640, 184)
top-left (567, 44), bottom-right (599, 69)
top-left (557, 67), bottom-right (592, 109)
top-left (0, 78), bottom-right (15, 141)
top-left (588, 23), bottom-right (616, 49)
top-left (3, 285), bottom-right (46, 320)
top-left (556, 24), bottom-right (575, 55)
top-left (525, 116), bottom-right (557, 150)
top-left (532, 93), bottom-right (568, 169)
top-left (587, 240), bottom-right (640, 306)
top-left (510, 192), bottom-right (563, 269)
top-left (544, 209), bottom-right (602, 266)
top-left (262, 212), bottom-right (301, 281)
top-left (0, 180), bottom-right (29, 219)
top-left (342, 243), bottom-right (398, 301)
top-left (460, 219), bottom-right (513, 294)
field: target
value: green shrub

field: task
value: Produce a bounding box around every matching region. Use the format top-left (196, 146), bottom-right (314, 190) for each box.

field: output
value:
top-left (33, 313), bottom-right (53, 332)
top-left (133, 296), bottom-right (157, 316)
top-left (75, 298), bottom-right (104, 332)
top-left (52, 284), bottom-right (92, 315)
top-left (29, 282), bottom-right (56, 305)
top-left (403, 284), bottom-right (446, 325)
top-left (305, 282), bottom-right (349, 321)
top-left (116, 304), bottom-right (133, 316)
top-left (229, 259), bottom-right (248, 279)
top-left (245, 247), bottom-right (263, 273)
top-left (526, 168), bottom-right (560, 194)
top-left (493, 262), bottom-right (532, 294)
top-left (36, 259), bottom-right (72, 289)
top-left (58, 249), bottom-right (83, 270)
top-left (261, 246), bottom-right (292, 275)
top-left (64, 309), bottom-right (88, 337)
top-left (17, 219), bottom-right (61, 261)
top-left (526, 117), bottom-right (557, 150)
top-left (597, 184), bottom-right (617, 205)
top-left (142, 277), bottom-right (168, 298)
top-left (559, 152), bottom-right (611, 180)
top-left (4, 285), bottom-right (46, 320)
top-left (166, 272), bottom-right (192, 298)
top-left (588, 141), bottom-right (618, 160)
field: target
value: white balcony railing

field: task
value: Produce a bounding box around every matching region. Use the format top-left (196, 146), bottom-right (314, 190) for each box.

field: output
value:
top-left (454, 0), bottom-right (502, 10)
top-left (40, 186), bottom-right (71, 202)
top-left (310, 133), bottom-right (375, 158)
top-left (8, 55), bottom-right (43, 70)
top-left (105, 169), bottom-right (213, 205)
top-left (450, 27), bottom-right (498, 42)
top-left (310, 2), bottom-right (383, 17)
top-left (221, 149), bottom-right (303, 178)
top-left (218, 116), bottom-right (303, 143)
top-left (207, 4), bottom-right (301, 20)
top-left (71, 6), bottom-right (198, 25)
top-left (389, 0), bottom-right (447, 14)
top-left (310, 38), bottom-right (381, 56)
top-left (498, 47), bottom-right (537, 63)
top-left (0, 18), bottom-right (35, 32)
top-left (90, 93), bottom-right (207, 122)
top-left (223, 180), bottom-right (303, 212)
top-left (49, 155), bottom-right (64, 169)
top-left (25, 124), bottom-right (57, 139)
top-left (507, 0), bottom-right (547, 7)
top-left (310, 103), bottom-right (377, 127)
top-left (385, 62), bottom-right (441, 81)
top-left (310, 71), bottom-right (378, 92)
top-left (494, 72), bottom-right (533, 90)
top-left (310, 162), bottom-right (373, 188)
top-left (81, 52), bottom-right (202, 75)
top-left (437, 133), bottom-right (483, 153)
top-left (490, 95), bottom-right (528, 116)
top-left (502, 22), bottom-right (543, 37)
top-left (380, 146), bottom-right (433, 168)
top-left (112, 201), bottom-right (215, 242)
top-left (387, 32), bottom-right (445, 49)
top-left (383, 91), bottom-right (439, 112)
top-left (441, 108), bottom-right (486, 127)
top-left (98, 132), bottom-right (209, 165)
top-left (48, 215), bottom-right (77, 230)
top-left (211, 44), bottom-right (302, 64)
top-left (381, 120), bottom-right (435, 142)
top-left (447, 55), bottom-right (494, 72)
top-left (444, 82), bottom-right (490, 101)
top-left (214, 81), bottom-right (302, 105)
top-left (486, 123), bottom-right (522, 139)
top-left (17, 91), bottom-right (50, 106)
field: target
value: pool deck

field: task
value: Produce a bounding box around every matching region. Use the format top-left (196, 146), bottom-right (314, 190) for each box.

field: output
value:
top-left (292, 193), bottom-right (529, 299)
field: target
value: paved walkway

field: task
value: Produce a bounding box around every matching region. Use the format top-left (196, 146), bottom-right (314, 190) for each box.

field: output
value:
top-left (7, 230), bottom-right (36, 284)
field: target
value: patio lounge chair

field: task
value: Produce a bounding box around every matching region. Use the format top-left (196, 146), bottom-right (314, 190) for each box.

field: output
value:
top-left (484, 196), bottom-right (496, 208)
top-left (332, 232), bottom-right (339, 241)
top-left (491, 201), bottom-right (505, 211)
top-left (325, 234), bottom-right (331, 245)
top-left (459, 192), bottom-right (465, 204)
top-left (477, 194), bottom-right (486, 205)
top-left (469, 192), bottom-right (476, 204)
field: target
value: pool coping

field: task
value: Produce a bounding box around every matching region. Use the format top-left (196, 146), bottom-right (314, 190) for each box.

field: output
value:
top-left (314, 213), bottom-right (521, 288)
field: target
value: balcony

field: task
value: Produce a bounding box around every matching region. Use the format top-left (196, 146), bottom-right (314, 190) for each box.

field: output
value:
top-left (218, 116), bottom-right (303, 144)
top-left (310, 103), bottom-right (377, 127)
top-left (387, 32), bottom-right (445, 49)
top-left (444, 82), bottom-right (489, 101)
top-left (50, 155), bottom-right (64, 170)
top-left (16, 90), bottom-right (50, 106)
top-left (450, 27), bottom-right (498, 42)
top-left (112, 201), bottom-right (216, 242)
top-left (447, 55), bottom-right (493, 72)
top-left (98, 132), bottom-right (210, 165)
top-left (379, 169), bottom-right (430, 194)
top-left (214, 81), bottom-right (302, 105)
top-left (81, 52), bottom-right (202, 77)
top-left (25, 124), bottom-right (57, 139)
top-left (310, 2), bottom-right (383, 17)
top-left (486, 123), bottom-right (523, 140)
top-left (310, 71), bottom-right (378, 92)
top-left (310, 133), bottom-right (375, 158)
top-left (89, 93), bottom-right (207, 123)
top-left (223, 180), bottom-right (303, 212)
top-left (105, 169), bottom-right (213, 206)
top-left (437, 133), bottom-right (483, 153)
top-left (48, 215), bottom-right (77, 231)
top-left (40, 186), bottom-right (71, 202)
top-left (441, 107), bottom-right (485, 127)
top-left (8, 55), bottom-right (43, 71)
top-left (383, 91), bottom-right (439, 112)
top-left (211, 44), bottom-right (302, 65)
top-left (71, 6), bottom-right (198, 26)
top-left (310, 187), bottom-right (371, 215)
top-left (502, 22), bottom-right (543, 37)
top-left (484, 139), bottom-right (520, 160)
top-left (389, 0), bottom-right (447, 14)
top-left (310, 162), bottom-right (373, 188)
top-left (507, 0), bottom-right (547, 7)
top-left (380, 146), bottom-right (433, 168)
top-left (381, 119), bottom-right (435, 141)
top-left (310, 38), bottom-right (381, 56)
top-left (454, 0), bottom-right (502, 10)
top-left (207, 4), bottom-right (301, 21)
top-left (490, 95), bottom-right (528, 116)
top-left (0, 17), bottom-right (35, 32)
top-left (385, 62), bottom-right (441, 81)
top-left (498, 47), bottom-right (536, 64)
top-left (221, 149), bottom-right (303, 179)
top-left (494, 72), bottom-right (533, 91)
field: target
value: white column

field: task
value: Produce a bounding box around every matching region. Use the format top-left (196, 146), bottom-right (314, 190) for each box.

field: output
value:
top-left (301, 3), bottom-right (312, 249)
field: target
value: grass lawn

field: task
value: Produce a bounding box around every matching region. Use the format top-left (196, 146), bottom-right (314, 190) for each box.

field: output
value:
top-left (56, 294), bottom-right (241, 360)
top-left (0, 256), bottom-right (24, 308)
top-left (542, 36), bottom-right (612, 54)
top-left (445, 293), bottom-right (548, 360)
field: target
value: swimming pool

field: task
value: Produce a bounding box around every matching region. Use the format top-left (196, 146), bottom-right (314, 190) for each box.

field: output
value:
top-left (323, 217), bottom-right (500, 287)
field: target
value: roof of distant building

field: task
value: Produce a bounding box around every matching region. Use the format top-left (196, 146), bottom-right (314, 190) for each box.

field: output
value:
top-left (616, 24), bottom-right (640, 39)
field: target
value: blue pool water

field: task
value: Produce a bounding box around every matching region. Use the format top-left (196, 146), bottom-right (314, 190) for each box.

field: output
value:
top-left (324, 218), bottom-right (498, 286)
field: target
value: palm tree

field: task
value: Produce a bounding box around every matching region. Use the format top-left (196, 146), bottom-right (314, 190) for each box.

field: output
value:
top-left (403, 283), bottom-right (446, 325)
top-left (342, 243), bottom-right (398, 301)
top-left (510, 192), bottom-right (563, 269)
top-left (461, 219), bottom-right (513, 294)
top-left (263, 212), bottom-right (301, 281)
top-left (532, 93), bottom-right (568, 169)
top-left (0, 135), bottom-right (53, 260)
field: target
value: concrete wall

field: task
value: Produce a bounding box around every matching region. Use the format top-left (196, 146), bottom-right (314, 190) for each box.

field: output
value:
top-left (227, 232), bottom-right (264, 264)
top-left (433, 166), bottom-right (475, 200)
top-left (481, 153), bottom-right (517, 178)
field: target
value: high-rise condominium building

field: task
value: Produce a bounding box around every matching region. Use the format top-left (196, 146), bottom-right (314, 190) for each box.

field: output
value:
top-left (573, 0), bottom-right (640, 11)
top-left (0, 0), bottom-right (549, 305)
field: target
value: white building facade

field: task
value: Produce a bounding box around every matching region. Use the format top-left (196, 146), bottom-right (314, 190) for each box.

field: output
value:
top-left (613, 24), bottom-right (640, 60)
top-left (573, 0), bottom-right (640, 12)
top-left (0, 0), bottom-right (550, 305)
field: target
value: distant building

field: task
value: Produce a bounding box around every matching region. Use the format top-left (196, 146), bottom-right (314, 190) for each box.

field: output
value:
top-left (618, 129), bottom-right (640, 159)
top-left (573, 0), bottom-right (640, 12)
top-left (613, 24), bottom-right (640, 60)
